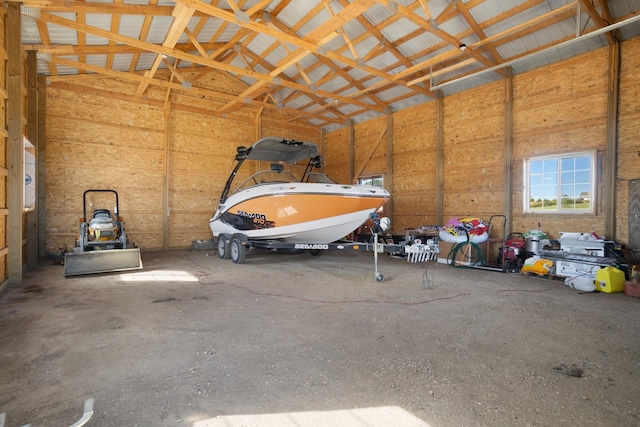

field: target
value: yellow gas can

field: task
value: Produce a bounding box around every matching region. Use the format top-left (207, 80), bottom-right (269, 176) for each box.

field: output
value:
top-left (595, 267), bottom-right (625, 293)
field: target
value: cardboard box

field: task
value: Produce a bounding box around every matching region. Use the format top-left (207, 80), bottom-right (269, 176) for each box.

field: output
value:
top-left (437, 241), bottom-right (482, 265)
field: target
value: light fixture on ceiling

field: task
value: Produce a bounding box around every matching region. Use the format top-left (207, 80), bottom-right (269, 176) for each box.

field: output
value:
top-left (459, 43), bottom-right (467, 51)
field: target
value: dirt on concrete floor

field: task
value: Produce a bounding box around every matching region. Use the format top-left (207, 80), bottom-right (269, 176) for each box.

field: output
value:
top-left (0, 248), bottom-right (639, 427)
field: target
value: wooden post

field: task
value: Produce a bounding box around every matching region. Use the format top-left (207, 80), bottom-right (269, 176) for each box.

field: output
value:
top-left (348, 119), bottom-right (354, 183)
top-left (26, 51), bottom-right (38, 269)
top-left (7, 2), bottom-right (24, 283)
top-left (320, 127), bottom-right (325, 170)
top-left (435, 91), bottom-right (444, 226)
top-left (385, 107), bottom-right (394, 226)
top-left (163, 91), bottom-right (171, 250)
top-left (504, 67), bottom-right (514, 236)
top-left (604, 41), bottom-right (620, 240)
top-left (37, 75), bottom-right (47, 258)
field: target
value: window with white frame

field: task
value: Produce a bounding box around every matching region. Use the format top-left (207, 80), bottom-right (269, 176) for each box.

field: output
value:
top-left (358, 175), bottom-right (384, 188)
top-left (524, 151), bottom-right (595, 213)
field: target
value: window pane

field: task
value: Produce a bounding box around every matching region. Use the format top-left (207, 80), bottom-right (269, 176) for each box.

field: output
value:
top-left (561, 158), bottom-right (574, 171)
top-left (561, 171), bottom-right (574, 184)
top-left (575, 170), bottom-right (590, 183)
top-left (530, 161), bottom-right (543, 174)
top-left (543, 159), bottom-right (557, 172)
top-left (561, 185), bottom-right (576, 198)
top-left (530, 175), bottom-right (543, 186)
top-left (358, 176), bottom-right (383, 188)
top-left (575, 156), bottom-right (590, 169)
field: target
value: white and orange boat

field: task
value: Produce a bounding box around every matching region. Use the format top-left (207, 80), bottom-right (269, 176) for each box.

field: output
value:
top-left (209, 137), bottom-right (390, 249)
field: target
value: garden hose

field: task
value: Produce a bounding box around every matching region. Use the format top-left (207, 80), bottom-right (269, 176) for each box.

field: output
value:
top-left (447, 241), bottom-right (486, 267)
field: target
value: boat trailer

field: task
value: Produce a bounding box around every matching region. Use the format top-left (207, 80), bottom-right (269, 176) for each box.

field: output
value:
top-left (212, 216), bottom-right (439, 282)
top-left (214, 233), bottom-right (438, 282)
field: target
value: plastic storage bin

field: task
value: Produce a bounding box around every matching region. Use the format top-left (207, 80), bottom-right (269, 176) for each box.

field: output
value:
top-left (595, 266), bottom-right (625, 293)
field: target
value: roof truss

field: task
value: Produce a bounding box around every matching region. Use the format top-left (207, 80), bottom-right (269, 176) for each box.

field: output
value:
top-left (16, 0), bottom-right (638, 129)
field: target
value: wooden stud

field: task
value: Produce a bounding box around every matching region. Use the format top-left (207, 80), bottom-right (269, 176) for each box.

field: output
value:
top-left (504, 67), bottom-right (513, 236)
top-left (349, 119), bottom-right (355, 184)
top-left (37, 75), bottom-right (47, 258)
top-left (605, 41), bottom-right (620, 239)
top-left (435, 90), bottom-right (443, 226)
top-left (163, 89), bottom-right (172, 250)
top-left (385, 108), bottom-right (394, 224)
top-left (27, 51), bottom-right (39, 269)
top-left (7, 2), bottom-right (23, 283)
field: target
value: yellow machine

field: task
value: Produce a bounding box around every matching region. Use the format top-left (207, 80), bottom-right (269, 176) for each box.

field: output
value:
top-left (64, 189), bottom-right (142, 276)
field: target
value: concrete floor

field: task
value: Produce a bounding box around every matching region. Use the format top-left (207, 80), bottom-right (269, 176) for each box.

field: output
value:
top-left (1, 248), bottom-right (639, 427)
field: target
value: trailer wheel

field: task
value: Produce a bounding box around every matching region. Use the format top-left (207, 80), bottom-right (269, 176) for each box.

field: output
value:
top-left (217, 235), bottom-right (230, 259)
top-left (230, 237), bottom-right (247, 264)
top-left (375, 272), bottom-right (384, 282)
top-left (309, 249), bottom-right (323, 256)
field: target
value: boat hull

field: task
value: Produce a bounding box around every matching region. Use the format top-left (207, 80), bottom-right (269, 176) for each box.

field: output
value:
top-left (209, 184), bottom-right (389, 244)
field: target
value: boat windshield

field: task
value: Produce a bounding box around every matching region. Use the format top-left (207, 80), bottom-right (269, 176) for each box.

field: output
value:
top-left (233, 170), bottom-right (299, 193)
top-left (305, 172), bottom-right (336, 184)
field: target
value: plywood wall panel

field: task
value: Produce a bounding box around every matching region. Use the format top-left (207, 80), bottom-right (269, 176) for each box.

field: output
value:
top-left (509, 47), bottom-right (615, 240)
top-left (170, 112), bottom-right (252, 151)
top-left (620, 37), bottom-right (640, 87)
top-left (618, 83), bottom-right (640, 115)
top-left (171, 152), bottom-right (223, 175)
top-left (324, 126), bottom-right (351, 184)
top-left (353, 118), bottom-right (387, 178)
top-left (392, 152), bottom-right (436, 176)
top-left (47, 115), bottom-right (164, 150)
top-left (48, 88), bottom-right (164, 128)
top-left (514, 93), bottom-right (608, 135)
top-left (514, 49), bottom-right (608, 103)
top-left (615, 37), bottom-right (640, 248)
top-left (259, 125), bottom-right (320, 146)
top-left (513, 124), bottom-right (606, 157)
top-left (441, 82), bottom-right (505, 225)
top-left (390, 103), bottom-right (438, 231)
top-left (185, 70), bottom-right (252, 95)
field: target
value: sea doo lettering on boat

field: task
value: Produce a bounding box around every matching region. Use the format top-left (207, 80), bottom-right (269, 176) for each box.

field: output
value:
top-left (294, 244), bottom-right (330, 250)
top-left (237, 210), bottom-right (267, 221)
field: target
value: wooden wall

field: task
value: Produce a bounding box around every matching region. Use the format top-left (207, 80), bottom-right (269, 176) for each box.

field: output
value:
top-left (391, 103), bottom-right (438, 231)
top-left (324, 36), bottom-right (640, 247)
top-left (512, 47), bottom-right (609, 238)
top-left (44, 71), bottom-right (319, 253)
top-left (618, 37), bottom-right (640, 245)
top-left (0, 3), bottom-right (7, 285)
top-left (34, 35), bottom-right (640, 252)
top-left (443, 81), bottom-right (505, 220)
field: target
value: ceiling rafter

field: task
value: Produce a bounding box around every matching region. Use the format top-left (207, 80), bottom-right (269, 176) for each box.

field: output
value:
top-left (239, 45), bottom-right (349, 121)
top-left (134, 2), bottom-right (196, 96)
top-left (374, 0), bottom-right (506, 78)
top-left (578, 0), bottom-right (616, 43)
top-left (46, 55), bottom-right (346, 125)
top-left (396, 2), bottom-right (579, 83)
top-left (210, 0), bottom-right (378, 112)
top-left (265, 13), bottom-right (391, 109)
top-left (456, 1), bottom-right (504, 65)
top-left (29, 9), bottom-right (384, 113)
top-left (174, 0), bottom-right (414, 89)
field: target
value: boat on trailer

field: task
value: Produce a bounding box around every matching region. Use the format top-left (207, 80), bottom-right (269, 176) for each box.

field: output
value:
top-left (209, 137), bottom-right (390, 261)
